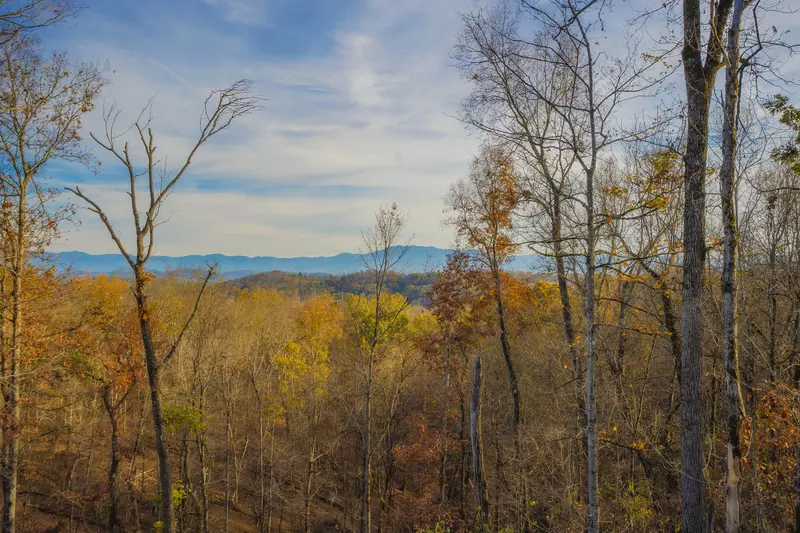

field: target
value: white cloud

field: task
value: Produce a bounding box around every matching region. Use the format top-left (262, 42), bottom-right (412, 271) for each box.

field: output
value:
top-left (337, 32), bottom-right (383, 107)
top-left (56, 184), bottom-right (451, 258)
top-left (54, 0), bottom-right (800, 259)
top-left (51, 0), bottom-right (480, 257)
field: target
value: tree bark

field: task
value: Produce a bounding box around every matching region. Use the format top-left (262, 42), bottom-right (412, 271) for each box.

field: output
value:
top-left (267, 416), bottom-right (276, 533)
top-left (304, 405), bottom-right (320, 533)
top-left (2, 188), bottom-right (25, 533)
top-left (196, 382), bottom-right (210, 533)
top-left (253, 379), bottom-right (266, 533)
top-left (553, 214), bottom-right (589, 503)
top-left (439, 354), bottom-right (450, 503)
top-left (135, 277), bottom-right (174, 533)
top-left (224, 454), bottom-right (230, 533)
top-left (103, 386), bottom-right (122, 533)
top-left (459, 384), bottom-right (467, 521)
top-left (680, 1), bottom-right (733, 529)
top-left (360, 351), bottom-right (373, 533)
top-left (470, 354), bottom-right (489, 526)
top-left (493, 268), bottom-right (520, 433)
top-left (584, 172), bottom-right (599, 533)
top-left (197, 430), bottom-right (209, 533)
top-left (720, 2), bottom-right (745, 531)
top-left (767, 243), bottom-right (778, 382)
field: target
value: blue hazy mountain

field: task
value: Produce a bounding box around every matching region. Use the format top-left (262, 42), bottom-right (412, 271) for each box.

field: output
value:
top-left (46, 246), bottom-right (545, 278)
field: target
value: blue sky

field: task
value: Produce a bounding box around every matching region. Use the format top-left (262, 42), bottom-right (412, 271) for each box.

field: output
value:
top-left (40, 0), bottom-right (800, 258)
top-left (43, 0), bottom-right (481, 257)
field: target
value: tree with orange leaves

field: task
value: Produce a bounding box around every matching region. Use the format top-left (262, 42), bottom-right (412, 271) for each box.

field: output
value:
top-left (445, 147), bottom-right (523, 526)
top-left (445, 145), bottom-right (521, 433)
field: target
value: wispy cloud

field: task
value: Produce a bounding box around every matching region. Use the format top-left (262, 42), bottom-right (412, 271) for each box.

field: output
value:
top-left (42, 0), bottom-right (480, 257)
top-left (202, 0), bottom-right (270, 26)
top-left (49, 0), bottom-right (800, 259)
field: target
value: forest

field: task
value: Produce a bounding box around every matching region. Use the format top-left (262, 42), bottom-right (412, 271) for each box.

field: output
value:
top-left (1, 0), bottom-right (800, 532)
top-left (224, 271), bottom-right (442, 303)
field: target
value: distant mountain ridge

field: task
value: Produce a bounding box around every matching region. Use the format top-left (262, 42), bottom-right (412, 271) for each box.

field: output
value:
top-left (46, 246), bottom-right (544, 278)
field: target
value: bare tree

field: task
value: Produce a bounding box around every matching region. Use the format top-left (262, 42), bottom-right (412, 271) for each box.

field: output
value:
top-left (353, 203), bottom-right (410, 533)
top-left (470, 352), bottom-right (489, 526)
top-left (453, 8), bottom-right (588, 512)
top-left (458, 2), bottom-right (669, 529)
top-left (719, 1), bottom-right (750, 531)
top-left (68, 80), bottom-right (259, 533)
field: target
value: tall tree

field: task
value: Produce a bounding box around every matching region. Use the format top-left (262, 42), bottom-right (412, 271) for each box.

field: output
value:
top-left (351, 203), bottom-right (410, 533)
top-left (0, 33), bottom-right (103, 533)
top-left (453, 5), bottom-right (586, 465)
top-left (679, 0), bottom-right (734, 530)
top-left (474, 2), bottom-right (669, 528)
top-left (719, 1), bottom-right (748, 531)
top-left (445, 146), bottom-right (521, 434)
top-left (68, 81), bottom-right (259, 533)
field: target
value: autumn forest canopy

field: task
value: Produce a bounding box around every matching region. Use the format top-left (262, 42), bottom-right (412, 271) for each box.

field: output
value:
top-left (2, 1), bottom-right (800, 532)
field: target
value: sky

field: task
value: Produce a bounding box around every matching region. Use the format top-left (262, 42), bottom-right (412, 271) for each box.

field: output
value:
top-left (42, 0), bottom-right (481, 257)
top-left (38, 0), bottom-right (800, 258)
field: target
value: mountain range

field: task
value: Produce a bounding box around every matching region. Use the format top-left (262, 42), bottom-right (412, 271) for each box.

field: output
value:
top-left (45, 246), bottom-right (545, 278)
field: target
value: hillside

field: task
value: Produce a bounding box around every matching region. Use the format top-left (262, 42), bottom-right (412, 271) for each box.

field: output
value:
top-left (223, 270), bottom-right (439, 302)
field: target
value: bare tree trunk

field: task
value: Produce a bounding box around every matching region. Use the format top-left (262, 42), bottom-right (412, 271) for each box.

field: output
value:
top-left (2, 190), bottom-right (25, 533)
top-left (720, 3), bottom-right (745, 532)
top-left (179, 429), bottom-right (192, 533)
top-left (743, 321), bottom-right (765, 533)
top-left (267, 415), bottom-right (276, 533)
top-left (68, 80), bottom-right (256, 533)
top-left (794, 278), bottom-right (800, 533)
top-left (645, 268), bottom-right (683, 448)
top-left (553, 229), bottom-right (589, 508)
top-left (304, 406), bottom-right (320, 533)
top-left (196, 430), bottom-right (209, 533)
top-left (493, 269), bottom-right (520, 433)
top-left (612, 279), bottom-right (634, 402)
top-left (768, 245), bottom-right (778, 382)
top-left (136, 279), bottom-right (175, 533)
top-left (680, 0), bottom-right (733, 527)
top-left (458, 374), bottom-right (467, 521)
top-left (195, 382), bottom-right (210, 533)
top-left (103, 386), bottom-right (122, 533)
top-left (254, 383), bottom-right (266, 533)
top-left (224, 453), bottom-right (230, 533)
top-left (360, 353), bottom-right (373, 533)
top-left (470, 354), bottom-right (489, 526)
top-left (0, 273), bottom-right (6, 533)
top-left (377, 428), bottom-right (395, 533)
top-left (439, 355), bottom-right (450, 503)
top-left (553, 197), bottom-right (588, 453)
top-left (584, 174), bottom-right (599, 533)
top-left (130, 393), bottom-right (146, 533)
top-left (795, 441), bottom-right (800, 533)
